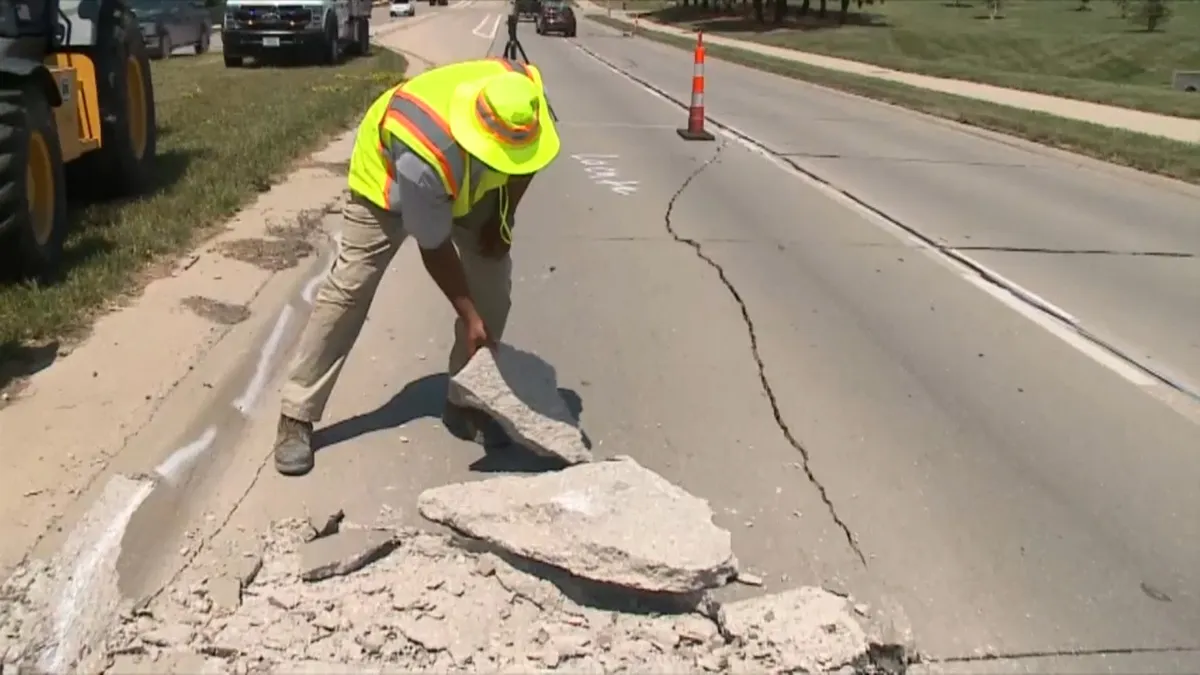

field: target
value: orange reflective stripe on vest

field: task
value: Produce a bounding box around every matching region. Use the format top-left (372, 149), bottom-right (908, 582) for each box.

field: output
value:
top-left (490, 57), bottom-right (533, 79)
top-left (385, 91), bottom-right (467, 199)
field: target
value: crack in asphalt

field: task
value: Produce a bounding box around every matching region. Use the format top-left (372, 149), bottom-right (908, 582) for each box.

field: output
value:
top-left (952, 245), bottom-right (1195, 258)
top-left (929, 645), bottom-right (1200, 663)
top-left (663, 142), bottom-right (868, 568)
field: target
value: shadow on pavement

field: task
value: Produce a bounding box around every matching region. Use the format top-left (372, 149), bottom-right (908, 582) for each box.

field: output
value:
top-left (313, 371), bottom-right (591, 474)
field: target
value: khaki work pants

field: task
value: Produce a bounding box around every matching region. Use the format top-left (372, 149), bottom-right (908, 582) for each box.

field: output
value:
top-left (279, 192), bottom-right (512, 423)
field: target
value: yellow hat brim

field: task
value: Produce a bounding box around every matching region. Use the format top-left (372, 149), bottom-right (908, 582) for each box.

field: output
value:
top-left (448, 75), bottom-right (560, 176)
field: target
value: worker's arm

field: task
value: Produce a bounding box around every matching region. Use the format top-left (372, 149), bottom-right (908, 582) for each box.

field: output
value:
top-left (395, 154), bottom-right (487, 338)
top-left (479, 173), bottom-right (536, 258)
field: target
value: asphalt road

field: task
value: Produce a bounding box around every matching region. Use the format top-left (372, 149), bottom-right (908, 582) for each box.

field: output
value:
top-left (107, 4), bottom-right (1200, 671)
top-left (520, 18), bottom-right (1200, 664)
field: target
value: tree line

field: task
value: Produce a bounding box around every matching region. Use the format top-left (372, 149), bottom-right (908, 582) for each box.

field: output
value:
top-left (671, 0), bottom-right (1174, 30)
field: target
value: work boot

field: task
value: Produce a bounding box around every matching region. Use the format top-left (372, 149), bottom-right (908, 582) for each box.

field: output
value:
top-left (274, 415), bottom-right (314, 476)
top-left (442, 403), bottom-right (513, 449)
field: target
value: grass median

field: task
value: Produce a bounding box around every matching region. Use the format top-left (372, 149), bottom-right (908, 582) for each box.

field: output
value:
top-left (587, 14), bottom-right (1200, 186)
top-left (627, 0), bottom-right (1200, 119)
top-left (0, 50), bottom-right (407, 366)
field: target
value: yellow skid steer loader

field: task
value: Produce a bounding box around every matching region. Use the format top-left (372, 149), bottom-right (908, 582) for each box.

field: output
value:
top-left (0, 0), bottom-right (157, 278)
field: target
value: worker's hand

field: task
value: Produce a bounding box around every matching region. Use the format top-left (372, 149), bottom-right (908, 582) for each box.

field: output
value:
top-left (478, 215), bottom-right (512, 260)
top-left (464, 315), bottom-right (495, 359)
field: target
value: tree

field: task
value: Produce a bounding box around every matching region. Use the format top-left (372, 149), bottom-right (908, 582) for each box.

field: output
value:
top-left (1076, 0), bottom-right (1092, 10)
top-left (1114, 0), bottom-right (1130, 17)
top-left (1130, 0), bottom-right (1171, 30)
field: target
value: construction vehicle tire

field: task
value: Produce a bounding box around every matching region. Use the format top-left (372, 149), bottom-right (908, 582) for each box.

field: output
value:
top-left (67, 0), bottom-right (157, 200)
top-left (0, 84), bottom-right (69, 279)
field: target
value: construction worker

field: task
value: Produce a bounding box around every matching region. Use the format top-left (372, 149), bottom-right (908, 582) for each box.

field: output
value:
top-left (272, 57), bottom-right (560, 477)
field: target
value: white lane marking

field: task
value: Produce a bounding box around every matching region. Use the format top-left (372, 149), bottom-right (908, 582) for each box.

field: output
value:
top-left (154, 426), bottom-right (219, 484)
top-left (41, 475), bottom-right (156, 674)
top-left (574, 43), bottom-right (1174, 397)
top-left (233, 305), bottom-right (295, 414)
top-left (471, 13), bottom-right (501, 39)
top-left (302, 232), bottom-right (342, 304)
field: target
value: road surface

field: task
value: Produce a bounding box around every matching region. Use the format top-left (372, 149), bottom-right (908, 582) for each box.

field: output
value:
top-left (6, 2), bottom-right (1200, 673)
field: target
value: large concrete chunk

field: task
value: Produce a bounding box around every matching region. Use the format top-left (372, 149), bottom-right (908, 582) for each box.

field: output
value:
top-left (417, 457), bottom-right (737, 593)
top-left (717, 587), bottom-right (872, 673)
top-left (449, 343), bottom-right (593, 464)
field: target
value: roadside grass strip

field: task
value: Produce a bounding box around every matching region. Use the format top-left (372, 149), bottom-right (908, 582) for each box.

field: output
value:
top-left (587, 15), bottom-right (1200, 187)
top-left (0, 50), bottom-right (407, 360)
top-left (637, 0), bottom-right (1200, 119)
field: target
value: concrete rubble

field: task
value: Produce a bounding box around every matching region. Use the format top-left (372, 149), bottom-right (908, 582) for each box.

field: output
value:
top-left (0, 518), bottom-right (903, 675)
top-left (418, 456), bottom-right (739, 594)
top-left (450, 343), bottom-right (593, 465)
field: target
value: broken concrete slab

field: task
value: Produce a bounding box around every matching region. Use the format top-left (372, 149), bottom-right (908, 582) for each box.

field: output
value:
top-left (449, 343), bottom-right (592, 465)
top-left (298, 529), bottom-right (398, 582)
top-left (717, 587), bottom-right (872, 673)
top-left (207, 576), bottom-right (242, 614)
top-left (417, 456), bottom-right (737, 593)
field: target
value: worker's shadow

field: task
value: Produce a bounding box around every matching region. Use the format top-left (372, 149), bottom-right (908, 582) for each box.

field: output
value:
top-left (312, 370), bottom-right (590, 474)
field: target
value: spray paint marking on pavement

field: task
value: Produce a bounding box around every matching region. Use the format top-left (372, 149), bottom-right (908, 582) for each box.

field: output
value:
top-left (302, 232), bottom-right (342, 304)
top-left (233, 305), bottom-right (295, 415)
top-left (40, 474), bottom-right (156, 673)
top-left (571, 153), bottom-right (639, 196)
top-left (154, 426), bottom-right (219, 484)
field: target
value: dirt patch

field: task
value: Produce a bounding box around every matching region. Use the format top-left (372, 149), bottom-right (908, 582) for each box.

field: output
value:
top-left (214, 209), bottom-right (327, 271)
top-left (180, 297), bottom-right (251, 326)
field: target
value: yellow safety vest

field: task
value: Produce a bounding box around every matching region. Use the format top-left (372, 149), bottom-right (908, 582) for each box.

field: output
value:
top-left (347, 58), bottom-right (547, 219)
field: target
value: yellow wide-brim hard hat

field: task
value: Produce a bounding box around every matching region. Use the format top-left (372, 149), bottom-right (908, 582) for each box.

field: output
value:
top-left (448, 70), bottom-right (560, 176)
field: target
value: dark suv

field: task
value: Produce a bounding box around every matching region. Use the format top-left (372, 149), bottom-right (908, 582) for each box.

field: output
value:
top-left (535, 0), bottom-right (575, 36)
top-left (132, 0), bottom-right (213, 59)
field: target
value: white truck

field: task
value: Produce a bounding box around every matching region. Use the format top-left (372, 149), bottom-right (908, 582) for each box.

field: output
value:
top-left (222, 0), bottom-right (373, 67)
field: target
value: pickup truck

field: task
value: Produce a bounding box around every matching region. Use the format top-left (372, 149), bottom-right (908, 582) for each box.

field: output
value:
top-left (222, 0), bottom-right (373, 66)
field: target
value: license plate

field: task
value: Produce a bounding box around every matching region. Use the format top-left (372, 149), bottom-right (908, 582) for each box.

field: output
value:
top-left (263, 36), bottom-right (280, 46)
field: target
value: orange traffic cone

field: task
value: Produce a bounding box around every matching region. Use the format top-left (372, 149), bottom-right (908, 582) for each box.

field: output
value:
top-left (677, 31), bottom-right (715, 142)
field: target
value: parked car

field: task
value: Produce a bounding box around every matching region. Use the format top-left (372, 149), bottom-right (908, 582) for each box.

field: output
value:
top-left (132, 0), bottom-right (213, 60)
top-left (535, 0), bottom-right (575, 36)
top-left (390, 0), bottom-right (415, 16)
top-left (426, 0), bottom-right (447, 6)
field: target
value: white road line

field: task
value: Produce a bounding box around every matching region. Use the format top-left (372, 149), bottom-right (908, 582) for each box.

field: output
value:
top-left (574, 43), bottom-right (1188, 403)
top-left (471, 12), bottom-right (501, 39)
top-left (232, 305), bottom-right (295, 414)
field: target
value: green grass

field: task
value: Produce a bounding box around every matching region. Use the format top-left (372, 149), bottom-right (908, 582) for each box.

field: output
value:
top-left (589, 14), bottom-right (1200, 180)
top-left (636, 0), bottom-right (1200, 117)
top-left (0, 50), bottom-right (407, 367)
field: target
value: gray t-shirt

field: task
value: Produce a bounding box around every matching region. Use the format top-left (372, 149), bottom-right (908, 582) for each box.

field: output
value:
top-left (394, 152), bottom-right (455, 250)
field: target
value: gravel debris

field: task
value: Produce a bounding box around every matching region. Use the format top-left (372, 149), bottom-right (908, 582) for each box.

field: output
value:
top-left (0, 518), bottom-right (904, 674)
